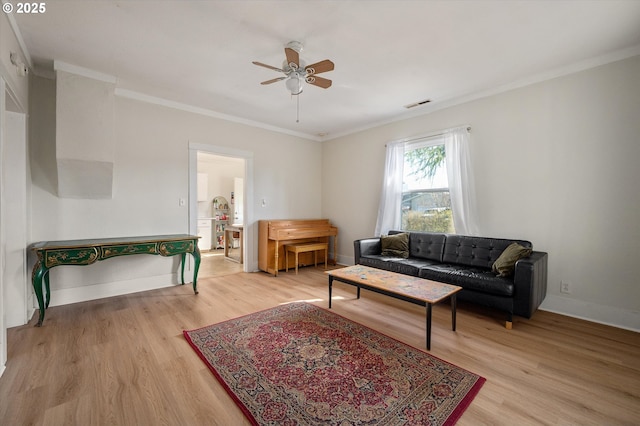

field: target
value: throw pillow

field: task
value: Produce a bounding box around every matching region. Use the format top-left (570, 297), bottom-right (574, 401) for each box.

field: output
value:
top-left (492, 242), bottom-right (532, 277)
top-left (381, 232), bottom-right (409, 258)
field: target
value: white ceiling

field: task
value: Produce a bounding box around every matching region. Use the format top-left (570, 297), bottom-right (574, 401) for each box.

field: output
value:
top-left (11, 0), bottom-right (640, 141)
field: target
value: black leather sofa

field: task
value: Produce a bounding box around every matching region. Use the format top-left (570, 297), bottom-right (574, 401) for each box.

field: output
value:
top-left (354, 231), bottom-right (548, 328)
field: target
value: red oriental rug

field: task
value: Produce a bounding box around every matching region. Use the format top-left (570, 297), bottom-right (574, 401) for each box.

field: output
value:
top-left (184, 302), bottom-right (485, 425)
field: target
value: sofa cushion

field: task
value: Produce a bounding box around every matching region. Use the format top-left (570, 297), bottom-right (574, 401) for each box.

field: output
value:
top-left (492, 243), bottom-right (533, 277)
top-left (358, 254), bottom-right (439, 277)
top-left (419, 264), bottom-right (515, 297)
top-left (381, 232), bottom-right (409, 258)
top-left (442, 235), bottom-right (532, 269)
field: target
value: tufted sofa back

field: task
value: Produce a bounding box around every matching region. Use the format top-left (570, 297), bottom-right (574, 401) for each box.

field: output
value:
top-left (388, 230), bottom-right (532, 269)
top-left (442, 235), bottom-right (532, 269)
top-left (409, 232), bottom-right (446, 262)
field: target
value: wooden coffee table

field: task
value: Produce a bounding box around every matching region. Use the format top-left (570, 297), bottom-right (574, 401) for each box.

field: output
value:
top-left (326, 265), bottom-right (462, 350)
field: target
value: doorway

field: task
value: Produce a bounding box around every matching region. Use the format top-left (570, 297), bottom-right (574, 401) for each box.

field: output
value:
top-left (188, 143), bottom-right (254, 277)
top-left (197, 152), bottom-right (243, 277)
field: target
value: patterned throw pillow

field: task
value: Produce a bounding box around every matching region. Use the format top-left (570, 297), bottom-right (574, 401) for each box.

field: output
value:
top-left (492, 242), bottom-right (532, 277)
top-left (381, 233), bottom-right (410, 258)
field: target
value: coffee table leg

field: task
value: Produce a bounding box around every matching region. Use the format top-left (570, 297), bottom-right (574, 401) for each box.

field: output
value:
top-left (357, 286), bottom-right (361, 299)
top-left (451, 294), bottom-right (457, 331)
top-left (426, 303), bottom-right (432, 350)
top-left (328, 276), bottom-right (333, 308)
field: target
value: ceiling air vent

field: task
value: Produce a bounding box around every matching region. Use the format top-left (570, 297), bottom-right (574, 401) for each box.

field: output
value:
top-left (404, 99), bottom-right (431, 109)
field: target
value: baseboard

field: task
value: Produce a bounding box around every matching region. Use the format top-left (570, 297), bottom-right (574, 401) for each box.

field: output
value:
top-left (540, 295), bottom-right (640, 332)
top-left (48, 273), bottom-right (179, 307)
top-left (337, 254), bottom-right (354, 266)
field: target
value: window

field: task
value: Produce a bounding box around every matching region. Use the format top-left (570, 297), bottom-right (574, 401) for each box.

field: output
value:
top-left (401, 140), bottom-right (455, 233)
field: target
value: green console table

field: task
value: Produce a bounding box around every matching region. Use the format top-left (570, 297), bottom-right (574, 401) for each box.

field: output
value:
top-left (29, 234), bottom-right (201, 326)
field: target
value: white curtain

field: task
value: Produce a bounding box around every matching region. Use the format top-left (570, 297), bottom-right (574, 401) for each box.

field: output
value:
top-left (374, 141), bottom-right (405, 236)
top-left (444, 126), bottom-right (479, 235)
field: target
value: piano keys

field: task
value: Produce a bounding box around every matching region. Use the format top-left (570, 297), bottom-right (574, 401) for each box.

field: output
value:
top-left (258, 219), bottom-right (338, 276)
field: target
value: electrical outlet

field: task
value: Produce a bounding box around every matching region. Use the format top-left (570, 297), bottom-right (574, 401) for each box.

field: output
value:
top-left (560, 280), bottom-right (571, 294)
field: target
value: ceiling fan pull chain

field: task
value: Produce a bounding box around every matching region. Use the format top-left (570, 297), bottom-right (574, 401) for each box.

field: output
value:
top-left (296, 93), bottom-right (300, 123)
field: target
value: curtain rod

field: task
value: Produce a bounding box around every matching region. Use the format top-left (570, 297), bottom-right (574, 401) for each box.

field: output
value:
top-left (386, 126), bottom-right (471, 147)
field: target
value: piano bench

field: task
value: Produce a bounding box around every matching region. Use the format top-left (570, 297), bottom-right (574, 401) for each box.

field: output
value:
top-left (285, 242), bottom-right (329, 275)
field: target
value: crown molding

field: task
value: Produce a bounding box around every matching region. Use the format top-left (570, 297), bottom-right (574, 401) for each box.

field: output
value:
top-left (53, 61), bottom-right (117, 84)
top-left (114, 88), bottom-right (321, 142)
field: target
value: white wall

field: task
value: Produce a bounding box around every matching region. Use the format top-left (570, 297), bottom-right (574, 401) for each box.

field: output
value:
top-left (322, 55), bottom-right (640, 331)
top-left (29, 75), bottom-right (323, 308)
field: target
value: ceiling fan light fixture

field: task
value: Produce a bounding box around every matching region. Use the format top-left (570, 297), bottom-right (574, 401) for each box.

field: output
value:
top-left (286, 75), bottom-right (304, 95)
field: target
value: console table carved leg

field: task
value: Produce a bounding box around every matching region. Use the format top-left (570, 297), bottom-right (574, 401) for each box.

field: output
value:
top-left (44, 270), bottom-right (52, 309)
top-left (32, 259), bottom-right (48, 327)
top-left (180, 253), bottom-right (186, 285)
top-left (191, 247), bottom-right (201, 294)
top-left (176, 249), bottom-right (200, 294)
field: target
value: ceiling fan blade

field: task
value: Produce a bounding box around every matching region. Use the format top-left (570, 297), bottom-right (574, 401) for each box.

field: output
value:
top-left (260, 77), bottom-right (287, 85)
top-left (305, 59), bottom-right (334, 75)
top-left (285, 47), bottom-right (299, 68)
top-left (252, 61), bottom-right (283, 72)
top-left (306, 75), bottom-right (332, 89)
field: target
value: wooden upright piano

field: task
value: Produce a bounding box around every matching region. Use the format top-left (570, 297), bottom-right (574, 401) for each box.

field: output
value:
top-left (259, 219), bottom-right (338, 276)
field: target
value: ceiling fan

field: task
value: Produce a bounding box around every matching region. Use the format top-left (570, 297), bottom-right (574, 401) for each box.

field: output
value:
top-left (252, 41), bottom-right (334, 96)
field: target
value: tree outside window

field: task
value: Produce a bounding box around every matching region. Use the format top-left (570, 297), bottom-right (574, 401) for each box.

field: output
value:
top-left (401, 143), bottom-right (455, 233)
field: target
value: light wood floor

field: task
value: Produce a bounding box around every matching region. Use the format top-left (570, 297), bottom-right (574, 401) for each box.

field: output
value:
top-left (198, 249), bottom-right (244, 278)
top-left (1, 265), bottom-right (639, 425)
